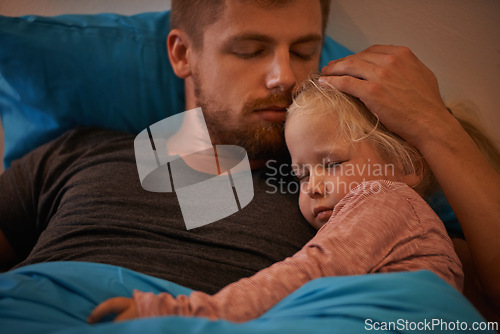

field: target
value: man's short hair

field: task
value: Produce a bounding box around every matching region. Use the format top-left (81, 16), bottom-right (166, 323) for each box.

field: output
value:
top-left (170, 0), bottom-right (331, 48)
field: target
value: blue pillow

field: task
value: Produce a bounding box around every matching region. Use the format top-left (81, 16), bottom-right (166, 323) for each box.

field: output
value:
top-left (0, 11), bottom-right (352, 169)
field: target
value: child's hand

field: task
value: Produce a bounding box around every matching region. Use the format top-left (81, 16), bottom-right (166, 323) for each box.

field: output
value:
top-left (87, 297), bottom-right (138, 324)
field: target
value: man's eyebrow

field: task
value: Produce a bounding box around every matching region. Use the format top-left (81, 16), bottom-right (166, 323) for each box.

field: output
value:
top-left (227, 33), bottom-right (322, 45)
top-left (229, 33), bottom-right (274, 44)
top-left (291, 34), bottom-right (323, 45)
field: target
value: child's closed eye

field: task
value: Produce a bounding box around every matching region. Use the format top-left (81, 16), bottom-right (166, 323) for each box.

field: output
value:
top-left (324, 161), bottom-right (346, 170)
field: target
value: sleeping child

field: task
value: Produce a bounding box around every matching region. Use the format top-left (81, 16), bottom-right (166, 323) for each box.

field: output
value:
top-left (89, 76), bottom-right (475, 323)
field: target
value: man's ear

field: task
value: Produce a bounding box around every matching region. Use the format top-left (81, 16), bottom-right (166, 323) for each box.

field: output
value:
top-left (167, 29), bottom-right (193, 79)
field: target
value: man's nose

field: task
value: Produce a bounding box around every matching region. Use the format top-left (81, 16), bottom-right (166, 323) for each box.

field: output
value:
top-left (265, 49), bottom-right (296, 93)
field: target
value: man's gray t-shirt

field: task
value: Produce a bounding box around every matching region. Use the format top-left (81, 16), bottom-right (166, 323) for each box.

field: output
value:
top-left (0, 127), bottom-right (315, 294)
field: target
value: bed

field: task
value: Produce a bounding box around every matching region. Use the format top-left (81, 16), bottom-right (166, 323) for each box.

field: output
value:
top-left (0, 11), bottom-right (493, 333)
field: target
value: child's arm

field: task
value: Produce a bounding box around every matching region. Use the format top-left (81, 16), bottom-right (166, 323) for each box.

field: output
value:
top-left (89, 181), bottom-right (462, 323)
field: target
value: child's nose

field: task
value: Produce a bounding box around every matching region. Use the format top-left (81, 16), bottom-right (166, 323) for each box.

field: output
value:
top-left (306, 175), bottom-right (325, 199)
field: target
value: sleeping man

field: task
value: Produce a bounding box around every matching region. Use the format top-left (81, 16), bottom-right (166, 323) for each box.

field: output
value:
top-left (0, 0), bottom-right (499, 323)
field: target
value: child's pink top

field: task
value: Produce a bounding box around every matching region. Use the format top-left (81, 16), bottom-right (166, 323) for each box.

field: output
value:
top-left (134, 180), bottom-right (463, 322)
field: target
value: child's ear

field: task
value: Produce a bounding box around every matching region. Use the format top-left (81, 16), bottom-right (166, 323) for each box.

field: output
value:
top-left (397, 158), bottom-right (426, 194)
top-left (400, 172), bottom-right (422, 189)
top-left (167, 29), bottom-right (193, 79)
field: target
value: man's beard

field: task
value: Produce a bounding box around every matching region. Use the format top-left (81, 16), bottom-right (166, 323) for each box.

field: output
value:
top-left (193, 74), bottom-right (292, 161)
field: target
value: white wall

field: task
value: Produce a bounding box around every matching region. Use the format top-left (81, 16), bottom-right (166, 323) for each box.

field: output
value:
top-left (1, 0), bottom-right (499, 174)
top-left (327, 0), bottom-right (500, 147)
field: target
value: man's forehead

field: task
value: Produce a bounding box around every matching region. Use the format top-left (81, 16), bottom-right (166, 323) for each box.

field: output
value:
top-left (208, 0), bottom-right (323, 41)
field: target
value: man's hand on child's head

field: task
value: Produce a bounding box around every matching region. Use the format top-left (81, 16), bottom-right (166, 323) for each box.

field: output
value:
top-left (319, 44), bottom-right (451, 148)
top-left (87, 296), bottom-right (138, 324)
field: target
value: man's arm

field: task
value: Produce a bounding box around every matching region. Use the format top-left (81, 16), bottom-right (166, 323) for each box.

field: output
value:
top-left (320, 44), bottom-right (500, 308)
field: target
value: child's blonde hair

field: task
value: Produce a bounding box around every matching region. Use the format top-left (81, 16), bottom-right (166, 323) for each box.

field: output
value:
top-left (287, 76), bottom-right (500, 197)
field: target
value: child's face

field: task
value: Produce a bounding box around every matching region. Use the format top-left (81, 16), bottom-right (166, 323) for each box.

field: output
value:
top-left (285, 113), bottom-right (401, 229)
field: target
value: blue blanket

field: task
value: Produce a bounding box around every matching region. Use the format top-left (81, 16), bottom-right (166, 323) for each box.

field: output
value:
top-left (0, 262), bottom-right (492, 333)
